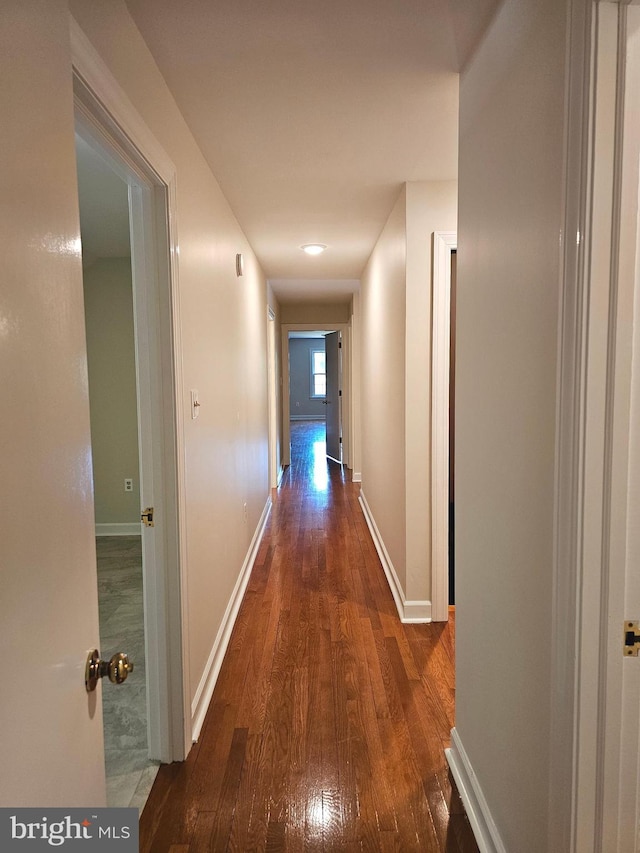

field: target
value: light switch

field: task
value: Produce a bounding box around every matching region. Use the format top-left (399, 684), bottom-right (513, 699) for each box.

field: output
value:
top-left (191, 389), bottom-right (200, 420)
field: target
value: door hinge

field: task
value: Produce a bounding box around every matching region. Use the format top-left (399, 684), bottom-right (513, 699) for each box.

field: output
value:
top-left (624, 621), bottom-right (640, 656)
top-left (339, 436), bottom-right (342, 443)
top-left (339, 389), bottom-right (342, 397)
top-left (339, 341), bottom-right (342, 349)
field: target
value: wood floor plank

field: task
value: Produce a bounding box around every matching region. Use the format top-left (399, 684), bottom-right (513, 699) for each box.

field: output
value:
top-left (140, 421), bottom-right (479, 853)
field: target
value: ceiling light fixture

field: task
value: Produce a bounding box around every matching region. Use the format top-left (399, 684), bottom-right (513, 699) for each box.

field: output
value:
top-left (301, 243), bottom-right (327, 256)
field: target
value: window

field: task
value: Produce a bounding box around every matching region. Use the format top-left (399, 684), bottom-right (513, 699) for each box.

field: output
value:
top-left (310, 348), bottom-right (326, 398)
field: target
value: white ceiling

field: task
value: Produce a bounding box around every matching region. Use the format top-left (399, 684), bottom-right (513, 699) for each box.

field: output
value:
top-left (270, 278), bottom-right (361, 305)
top-left (124, 0), bottom-right (500, 300)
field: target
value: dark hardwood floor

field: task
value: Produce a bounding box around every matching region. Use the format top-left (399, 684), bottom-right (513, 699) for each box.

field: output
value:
top-left (140, 420), bottom-right (479, 852)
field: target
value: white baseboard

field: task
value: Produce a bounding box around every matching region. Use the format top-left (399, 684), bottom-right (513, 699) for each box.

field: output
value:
top-left (190, 496), bottom-right (272, 742)
top-left (95, 522), bottom-right (142, 536)
top-left (445, 728), bottom-right (507, 853)
top-left (352, 471), bottom-right (362, 483)
top-left (358, 491), bottom-right (431, 623)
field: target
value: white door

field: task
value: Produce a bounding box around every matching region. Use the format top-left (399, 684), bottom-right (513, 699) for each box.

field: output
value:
top-left (325, 331), bottom-right (342, 463)
top-left (0, 5), bottom-right (106, 805)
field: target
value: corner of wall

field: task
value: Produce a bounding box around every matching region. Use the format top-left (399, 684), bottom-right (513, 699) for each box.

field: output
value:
top-left (446, 728), bottom-right (507, 853)
top-left (358, 491), bottom-right (431, 623)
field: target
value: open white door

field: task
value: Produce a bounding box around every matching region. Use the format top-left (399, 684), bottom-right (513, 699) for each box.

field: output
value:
top-left (325, 331), bottom-right (342, 463)
top-left (0, 6), bottom-right (106, 806)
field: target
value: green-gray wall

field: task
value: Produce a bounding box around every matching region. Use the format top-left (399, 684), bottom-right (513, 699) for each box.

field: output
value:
top-left (83, 257), bottom-right (141, 525)
top-left (289, 337), bottom-right (326, 419)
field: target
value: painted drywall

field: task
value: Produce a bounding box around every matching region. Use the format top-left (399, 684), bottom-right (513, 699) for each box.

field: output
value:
top-left (359, 181), bottom-right (457, 607)
top-left (0, 0), bottom-right (106, 805)
top-left (455, 0), bottom-right (566, 848)
top-left (73, 1), bottom-right (271, 734)
top-left (83, 258), bottom-right (141, 525)
top-left (405, 181), bottom-right (457, 602)
top-left (289, 337), bottom-right (326, 419)
top-left (360, 187), bottom-right (408, 590)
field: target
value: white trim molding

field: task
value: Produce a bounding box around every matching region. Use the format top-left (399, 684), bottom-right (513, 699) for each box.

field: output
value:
top-left (95, 523), bottom-right (142, 537)
top-left (191, 497), bottom-right (272, 741)
top-left (70, 18), bottom-right (176, 180)
top-left (431, 231), bottom-right (457, 623)
top-left (359, 491), bottom-right (431, 623)
top-left (446, 728), bottom-right (507, 853)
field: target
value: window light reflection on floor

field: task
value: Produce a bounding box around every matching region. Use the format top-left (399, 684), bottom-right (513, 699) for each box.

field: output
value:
top-left (312, 441), bottom-right (328, 491)
top-left (306, 792), bottom-right (339, 831)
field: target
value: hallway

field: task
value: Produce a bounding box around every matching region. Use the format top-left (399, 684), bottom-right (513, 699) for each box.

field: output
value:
top-left (140, 421), bottom-right (478, 852)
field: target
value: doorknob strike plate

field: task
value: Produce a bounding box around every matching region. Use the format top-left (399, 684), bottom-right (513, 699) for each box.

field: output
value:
top-left (624, 621), bottom-right (640, 656)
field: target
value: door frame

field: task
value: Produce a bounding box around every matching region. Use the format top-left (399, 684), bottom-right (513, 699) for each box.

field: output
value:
top-left (71, 17), bottom-right (190, 762)
top-left (324, 330), bottom-right (343, 464)
top-left (267, 307), bottom-right (281, 488)
top-left (281, 323), bottom-right (351, 469)
top-left (551, 1), bottom-right (640, 848)
top-left (431, 231), bottom-right (457, 623)
top-left (601, 5), bottom-right (640, 845)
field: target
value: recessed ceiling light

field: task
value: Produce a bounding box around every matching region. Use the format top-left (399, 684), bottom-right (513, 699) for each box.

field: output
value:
top-left (301, 243), bottom-right (327, 256)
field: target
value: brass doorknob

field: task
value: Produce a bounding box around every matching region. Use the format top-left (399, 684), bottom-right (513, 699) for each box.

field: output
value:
top-left (85, 649), bottom-right (134, 692)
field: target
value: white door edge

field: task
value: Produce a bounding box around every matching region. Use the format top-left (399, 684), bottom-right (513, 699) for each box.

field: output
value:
top-left (431, 231), bottom-right (457, 623)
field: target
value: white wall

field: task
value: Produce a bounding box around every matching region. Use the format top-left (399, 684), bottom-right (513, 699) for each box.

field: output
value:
top-left (359, 181), bottom-right (457, 609)
top-left (360, 187), bottom-right (408, 589)
top-left (405, 182), bottom-right (457, 602)
top-left (454, 0), bottom-right (566, 848)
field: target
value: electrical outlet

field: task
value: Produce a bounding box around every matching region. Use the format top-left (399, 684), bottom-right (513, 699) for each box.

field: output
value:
top-left (243, 502), bottom-right (248, 521)
top-left (124, 478), bottom-right (133, 492)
